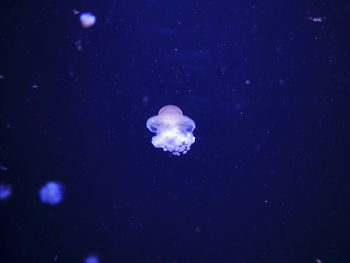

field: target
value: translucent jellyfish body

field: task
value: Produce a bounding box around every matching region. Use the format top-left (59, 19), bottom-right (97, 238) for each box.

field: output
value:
top-left (146, 105), bottom-right (196, 156)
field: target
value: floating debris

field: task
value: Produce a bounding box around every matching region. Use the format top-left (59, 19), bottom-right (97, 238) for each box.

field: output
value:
top-left (75, 39), bottom-right (83, 52)
top-left (309, 16), bottom-right (325, 23)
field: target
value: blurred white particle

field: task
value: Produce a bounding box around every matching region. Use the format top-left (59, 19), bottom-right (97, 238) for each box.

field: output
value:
top-left (80, 12), bottom-right (96, 28)
top-left (75, 40), bottom-right (82, 52)
top-left (245, 80), bottom-right (251, 85)
top-left (142, 95), bottom-right (149, 106)
top-left (73, 9), bottom-right (79, 15)
top-left (0, 74), bottom-right (4, 79)
top-left (309, 16), bottom-right (325, 23)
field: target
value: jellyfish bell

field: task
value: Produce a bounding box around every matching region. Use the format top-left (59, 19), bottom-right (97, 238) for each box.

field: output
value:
top-left (147, 105), bottom-right (195, 132)
top-left (158, 105), bottom-right (182, 115)
top-left (146, 105), bottom-right (196, 156)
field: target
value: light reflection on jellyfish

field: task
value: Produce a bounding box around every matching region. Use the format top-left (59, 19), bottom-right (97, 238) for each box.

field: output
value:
top-left (146, 105), bottom-right (196, 156)
top-left (39, 181), bottom-right (64, 206)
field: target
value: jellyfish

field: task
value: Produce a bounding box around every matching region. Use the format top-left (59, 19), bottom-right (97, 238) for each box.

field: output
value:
top-left (0, 183), bottom-right (12, 200)
top-left (80, 12), bottom-right (96, 28)
top-left (146, 105), bottom-right (196, 156)
top-left (39, 181), bottom-right (64, 206)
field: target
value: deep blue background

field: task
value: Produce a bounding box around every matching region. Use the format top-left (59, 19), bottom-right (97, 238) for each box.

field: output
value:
top-left (1, 0), bottom-right (350, 262)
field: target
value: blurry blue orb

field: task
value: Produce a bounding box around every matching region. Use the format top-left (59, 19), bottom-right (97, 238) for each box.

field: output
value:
top-left (85, 254), bottom-right (99, 263)
top-left (0, 183), bottom-right (12, 200)
top-left (39, 181), bottom-right (64, 206)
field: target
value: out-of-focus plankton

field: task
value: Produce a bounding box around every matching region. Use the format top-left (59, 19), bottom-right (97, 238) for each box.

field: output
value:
top-left (80, 12), bottom-right (96, 28)
top-left (39, 181), bottom-right (64, 206)
top-left (0, 183), bottom-right (12, 200)
top-left (146, 105), bottom-right (196, 156)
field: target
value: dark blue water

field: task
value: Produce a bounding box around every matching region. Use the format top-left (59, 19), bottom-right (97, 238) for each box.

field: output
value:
top-left (1, 0), bottom-right (349, 262)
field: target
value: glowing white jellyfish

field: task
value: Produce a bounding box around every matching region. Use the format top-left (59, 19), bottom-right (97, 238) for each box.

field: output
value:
top-left (146, 105), bottom-right (196, 156)
top-left (80, 12), bottom-right (96, 28)
top-left (39, 181), bottom-right (64, 206)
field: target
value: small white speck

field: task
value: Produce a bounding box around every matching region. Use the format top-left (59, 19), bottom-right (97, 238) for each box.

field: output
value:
top-left (309, 17), bottom-right (325, 23)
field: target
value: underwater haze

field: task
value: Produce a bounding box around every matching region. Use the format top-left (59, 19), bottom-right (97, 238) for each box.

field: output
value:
top-left (1, 0), bottom-right (350, 262)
